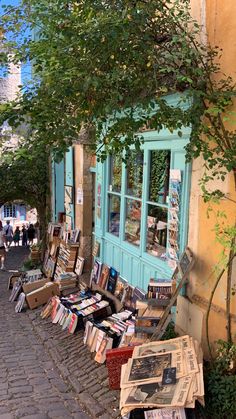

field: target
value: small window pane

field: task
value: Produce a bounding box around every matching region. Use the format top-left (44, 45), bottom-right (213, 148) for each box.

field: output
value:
top-left (4, 204), bottom-right (16, 218)
top-left (125, 199), bottom-right (141, 246)
top-left (108, 194), bottom-right (120, 237)
top-left (149, 150), bottom-right (170, 204)
top-left (109, 155), bottom-right (122, 193)
top-left (126, 151), bottom-right (143, 198)
top-left (146, 205), bottom-right (168, 258)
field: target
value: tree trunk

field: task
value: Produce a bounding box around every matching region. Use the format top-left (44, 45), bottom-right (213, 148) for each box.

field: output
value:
top-left (226, 231), bottom-right (236, 343)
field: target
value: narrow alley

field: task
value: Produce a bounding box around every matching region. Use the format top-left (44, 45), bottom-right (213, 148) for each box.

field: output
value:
top-left (0, 247), bottom-right (91, 419)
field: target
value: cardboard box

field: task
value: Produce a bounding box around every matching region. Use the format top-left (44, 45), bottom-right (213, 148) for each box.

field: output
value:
top-left (23, 278), bottom-right (49, 294)
top-left (26, 283), bottom-right (60, 310)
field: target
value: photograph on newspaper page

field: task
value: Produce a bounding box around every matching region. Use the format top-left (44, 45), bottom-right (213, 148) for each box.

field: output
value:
top-left (120, 376), bottom-right (192, 410)
top-left (132, 336), bottom-right (191, 358)
top-left (121, 351), bottom-right (184, 388)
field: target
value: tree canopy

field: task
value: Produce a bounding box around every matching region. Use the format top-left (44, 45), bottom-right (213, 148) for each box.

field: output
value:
top-left (0, 138), bottom-right (49, 228)
top-left (0, 0), bottom-right (235, 194)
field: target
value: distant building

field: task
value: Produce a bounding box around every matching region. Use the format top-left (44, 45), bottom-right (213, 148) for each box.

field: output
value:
top-left (0, 203), bottom-right (37, 229)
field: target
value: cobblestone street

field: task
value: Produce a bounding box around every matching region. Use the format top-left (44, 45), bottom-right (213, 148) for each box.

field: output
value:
top-left (0, 247), bottom-right (91, 419)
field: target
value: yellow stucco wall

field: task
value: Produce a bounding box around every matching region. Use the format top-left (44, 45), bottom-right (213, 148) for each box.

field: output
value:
top-left (176, 0), bottom-right (236, 355)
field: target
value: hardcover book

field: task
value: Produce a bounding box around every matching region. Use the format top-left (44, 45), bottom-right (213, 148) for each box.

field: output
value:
top-left (106, 346), bottom-right (135, 390)
top-left (114, 276), bottom-right (128, 302)
top-left (90, 260), bottom-right (103, 285)
top-left (98, 264), bottom-right (110, 289)
top-left (106, 267), bottom-right (118, 294)
top-left (123, 285), bottom-right (135, 311)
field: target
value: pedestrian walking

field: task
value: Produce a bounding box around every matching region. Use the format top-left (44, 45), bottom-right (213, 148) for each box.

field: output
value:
top-left (3, 220), bottom-right (13, 249)
top-left (0, 221), bottom-right (6, 269)
top-left (13, 226), bottom-right (20, 246)
top-left (21, 224), bottom-right (28, 246)
top-left (27, 224), bottom-right (36, 246)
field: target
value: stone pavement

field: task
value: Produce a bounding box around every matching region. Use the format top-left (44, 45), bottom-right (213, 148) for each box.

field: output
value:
top-left (0, 247), bottom-right (93, 419)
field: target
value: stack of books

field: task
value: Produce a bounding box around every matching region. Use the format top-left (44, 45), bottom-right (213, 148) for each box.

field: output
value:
top-left (54, 242), bottom-right (79, 279)
top-left (147, 278), bottom-right (172, 301)
top-left (54, 272), bottom-right (77, 291)
top-left (40, 291), bottom-right (112, 334)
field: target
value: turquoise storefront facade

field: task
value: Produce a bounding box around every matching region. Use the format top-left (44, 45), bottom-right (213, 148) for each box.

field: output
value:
top-left (51, 147), bottom-right (75, 228)
top-left (51, 159), bottom-right (65, 222)
top-left (94, 95), bottom-right (192, 290)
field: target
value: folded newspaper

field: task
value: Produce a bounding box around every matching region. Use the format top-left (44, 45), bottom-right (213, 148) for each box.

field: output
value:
top-left (144, 408), bottom-right (186, 419)
top-left (120, 335), bottom-right (204, 416)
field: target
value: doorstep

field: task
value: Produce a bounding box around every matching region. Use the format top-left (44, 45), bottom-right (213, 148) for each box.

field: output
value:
top-left (27, 306), bottom-right (121, 419)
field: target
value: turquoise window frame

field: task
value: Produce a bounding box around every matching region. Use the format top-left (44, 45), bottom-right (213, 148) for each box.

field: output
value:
top-left (102, 129), bottom-right (191, 278)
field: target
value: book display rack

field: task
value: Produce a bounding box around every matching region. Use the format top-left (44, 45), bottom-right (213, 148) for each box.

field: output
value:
top-left (43, 223), bottom-right (83, 289)
top-left (37, 243), bottom-right (200, 419)
top-left (54, 241), bottom-right (79, 280)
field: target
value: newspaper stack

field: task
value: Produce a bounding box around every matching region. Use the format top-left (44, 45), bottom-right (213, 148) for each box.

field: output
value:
top-left (120, 335), bottom-right (204, 417)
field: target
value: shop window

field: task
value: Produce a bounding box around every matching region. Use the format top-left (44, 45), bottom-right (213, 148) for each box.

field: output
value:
top-left (126, 150), bottom-right (143, 198)
top-left (108, 194), bottom-right (120, 236)
top-left (146, 150), bottom-right (170, 258)
top-left (106, 147), bottom-right (182, 261)
top-left (146, 205), bottom-right (168, 258)
top-left (109, 154), bottom-right (122, 193)
top-left (149, 150), bottom-right (170, 204)
top-left (4, 204), bottom-right (16, 219)
top-left (107, 155), bottom-right (122, 237)
top-left (125, 198), bottom-right (142, 246)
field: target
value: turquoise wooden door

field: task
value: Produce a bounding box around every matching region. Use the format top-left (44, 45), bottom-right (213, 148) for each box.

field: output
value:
top-left (65, 147), bottom-right (74, 229)
top-left (51, 159), bottom-right (65, 222)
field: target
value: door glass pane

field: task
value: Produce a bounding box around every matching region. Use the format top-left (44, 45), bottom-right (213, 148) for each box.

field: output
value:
top-left (149, 150), bottom-right (170, 204)
top-left (125, 199), bottom-right (142, 246)
top-left (146, 204), bottom-right (168, 258)
top-left (126, 151), bottom-right (143, 198)
top-left (109, 155), bottom-right (122, 193)
top-left (108, 194), bottom-right (120, 237)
